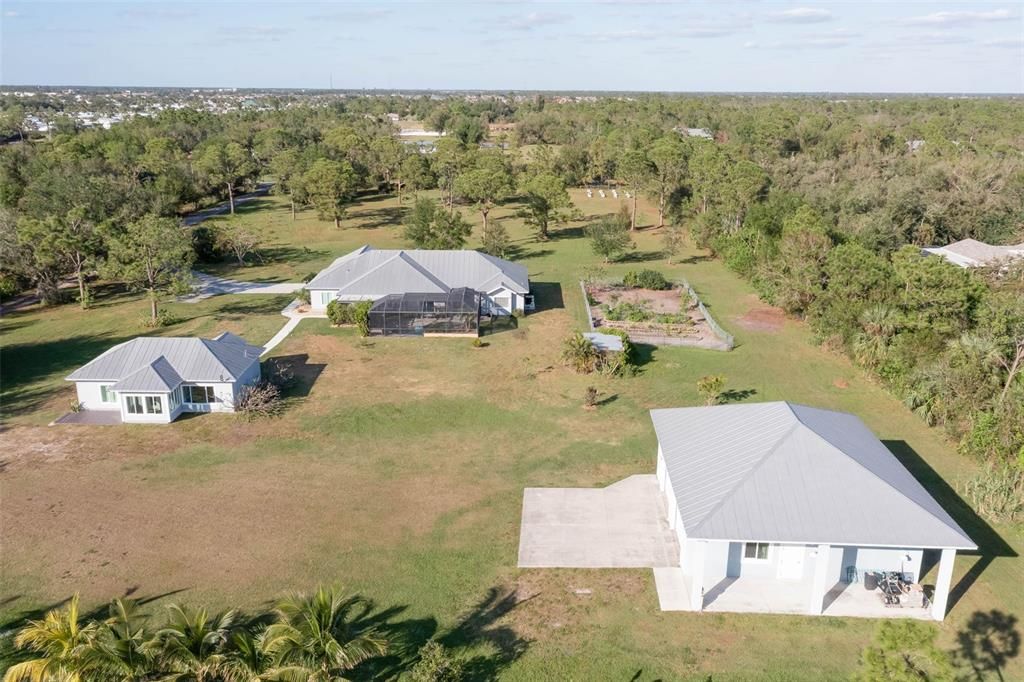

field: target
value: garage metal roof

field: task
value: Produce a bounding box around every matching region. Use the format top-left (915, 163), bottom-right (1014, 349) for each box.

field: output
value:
top-left (307, 246), bottom-right (529, 295)
top-left (650, 402), bottom-right (976, 550)
top-left (66, 333), bottom-right (262, 385)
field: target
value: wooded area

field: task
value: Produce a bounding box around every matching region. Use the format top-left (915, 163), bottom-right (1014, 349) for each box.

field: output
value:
top-left (1, 92), bottom-right (1021, 487)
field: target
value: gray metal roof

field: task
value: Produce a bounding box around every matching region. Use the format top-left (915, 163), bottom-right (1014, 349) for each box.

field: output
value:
top-left (923, 238), bottom-right (1024, 267)
top-left (306, 246), bottom-right (529, 296)
top-left (584, 332), bottom-right (624, 352)
top-left (110, 356), bottom-right (184, 393)
top-left (650, 402), bottom-right (976, 550)
top-left (67, 334), bottom-right (263, 385)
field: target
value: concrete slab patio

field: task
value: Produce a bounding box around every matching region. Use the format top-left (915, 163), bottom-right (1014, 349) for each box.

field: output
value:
top-left (53, 410), bottom-right (122, 425)
top-left (517, 475), bottom-right (679, 568)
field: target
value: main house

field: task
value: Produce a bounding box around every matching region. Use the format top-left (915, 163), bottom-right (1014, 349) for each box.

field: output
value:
top-left (652, 402), bottom-right (975, 620)
top-left (306, 246), bottom-right (532, 317)
top-left (66, 332), bottom-right (263, 424)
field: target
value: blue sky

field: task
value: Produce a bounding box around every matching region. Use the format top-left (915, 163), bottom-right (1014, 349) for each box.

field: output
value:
top-left (2, 1), bottom-right (1022, 92)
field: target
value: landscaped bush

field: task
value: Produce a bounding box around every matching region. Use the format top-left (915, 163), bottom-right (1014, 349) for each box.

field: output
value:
top-left (354, 300), bottom-right (372, 336)
top-left (623, 269), bottom-right (671, 290)
top-left (297, 287), bottom-right (311, 305)
top-left (140, 308), bottom-right (179, 328)
top-left (597, 327), bottom-right (638, 376)
top-left (326, 299), bottom-right (355, 325)
top-left (561, 332), bottom-right (600, 374)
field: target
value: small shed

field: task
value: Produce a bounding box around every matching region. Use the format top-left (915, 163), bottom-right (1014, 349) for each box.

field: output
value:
top-left (583, 332), bottom-right (624, 353)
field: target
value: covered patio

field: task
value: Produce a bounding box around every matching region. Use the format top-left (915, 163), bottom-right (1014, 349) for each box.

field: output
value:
top-left (654, 572), bottom-right (931, 619)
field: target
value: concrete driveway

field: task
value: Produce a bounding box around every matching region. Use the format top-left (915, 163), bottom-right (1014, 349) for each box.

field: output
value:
top-left (517, 475), bottom-right (679, 568)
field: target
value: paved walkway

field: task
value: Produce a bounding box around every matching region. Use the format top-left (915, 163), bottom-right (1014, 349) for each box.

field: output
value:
top-left (517, 475), bottom-right (679, 568)
top-left (181, 271), bottom-right (305, 303)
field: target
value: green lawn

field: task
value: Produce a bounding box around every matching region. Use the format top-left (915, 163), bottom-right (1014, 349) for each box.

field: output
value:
top-left (1, 190), bottom-right (1020, 681)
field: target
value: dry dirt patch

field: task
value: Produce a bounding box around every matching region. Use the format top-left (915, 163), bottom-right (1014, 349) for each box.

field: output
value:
top-left (731, 297), bottom-right (787, 333)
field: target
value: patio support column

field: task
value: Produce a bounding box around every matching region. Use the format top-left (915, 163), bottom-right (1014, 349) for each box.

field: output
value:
top-left (931, 548), bottom-right (956, 621)
top-left (689, 540), bottom-right (706, 611)
top-left (808, 543), bottom-right (831, 615)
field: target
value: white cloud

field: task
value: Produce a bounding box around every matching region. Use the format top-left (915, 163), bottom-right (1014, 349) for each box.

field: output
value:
top-left (746, 28), bottom-right (857, 49)
top-left (4, 10), bottom-right (19, 17)
top-left (766, 7), bottom-right (833, 24)
top-left (983, 36), bottom-right (1024, 48)
top-left (904, 9), bottom-right (1015, 26)
top-left (496, 11), bottom-right (572, 31)
top-left (900, 31), bottom-right (972, 45)
top-left (307, 8), bottom-right (392, 22)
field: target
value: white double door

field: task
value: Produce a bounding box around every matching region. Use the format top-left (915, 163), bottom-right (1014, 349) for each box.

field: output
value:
top-left (776, 544), bottom-right (806, 581)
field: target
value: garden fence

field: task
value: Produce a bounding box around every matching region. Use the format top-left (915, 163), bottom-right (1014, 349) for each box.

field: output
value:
top-left (579, 277), bottom-right (735, 351)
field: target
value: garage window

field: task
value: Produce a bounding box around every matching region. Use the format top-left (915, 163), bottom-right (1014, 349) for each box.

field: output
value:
top-left (743, 542), bottom-right (770, 561)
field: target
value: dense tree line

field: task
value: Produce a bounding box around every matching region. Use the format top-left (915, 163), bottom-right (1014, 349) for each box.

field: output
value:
top-left (1, 93), bottom-right (1021, 484)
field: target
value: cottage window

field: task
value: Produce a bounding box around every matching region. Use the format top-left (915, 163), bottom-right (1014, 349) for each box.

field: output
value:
top-left (743, 542), bottom-right (770, 561)
top-left (100, 385), bottom-right (117, 403)
top-left (126, 396), bottom-right (143, 414)
top-left (145, 396), bottom-right (163, 414)
top-left (185, 385), bottom-right (215, 403)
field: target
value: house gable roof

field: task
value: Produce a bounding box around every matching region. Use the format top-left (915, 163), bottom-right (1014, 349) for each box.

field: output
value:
top-left (651, 402), bottom-right (976, 549)
top-left (110, 356), bottom-right (183, 393)
top-left (307, 246), bottom-right (529, 295)
top-left (66, 334), bottom-right (263, 385)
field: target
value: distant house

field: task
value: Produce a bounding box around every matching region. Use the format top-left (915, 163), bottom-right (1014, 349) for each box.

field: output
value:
top-left (66, 333), bottom-right (263, 424)
top-left (675, 126), bottom-right (714, 140)
top-left (307, 246), bottom-right (532, 322)
top-left (922, 238), bottom-right (1024, 268)
top-left (652, 402), bottom-right (975, 620)
top-left (386, 112), bottom-right (400, 123)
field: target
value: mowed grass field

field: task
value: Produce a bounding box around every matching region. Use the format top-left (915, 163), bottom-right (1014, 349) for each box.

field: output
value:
top-left (1, 189), bottom-right (1021, 680)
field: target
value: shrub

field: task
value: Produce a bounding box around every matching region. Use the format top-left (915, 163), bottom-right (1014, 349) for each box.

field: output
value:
top-left (235, 380), bottom-right (282, 420)
top-left (141, 308), bottom-right (179, 328)
top-left (697, 374), bottom-right (726, 405)
top-left (471, 338), bottom-right (485, 348)
top-left (301, 272), bottom-right (318, 284)
top-left (297, 288), bottom-right (311, 305)
top-left (354, 300), bottom-right (372, 337)
top-left (584, 386), bottom-right (600, 408)
top-left (598, 327), bottom-right (638, 376)
top-left (191, 225), bottom-right (223, 262)
top-left (623, 269), bottom-right (670, 290)
top-left (326, 299), bottom-right (354, 325)
top-left (69, 400), bottom-right (83, 413)
top-left (561, 332), bottom-right (600, 374)
top-left (410, 641), bottom-right (465, 682)
top-left (962, 463), bottom-right (1024, 523)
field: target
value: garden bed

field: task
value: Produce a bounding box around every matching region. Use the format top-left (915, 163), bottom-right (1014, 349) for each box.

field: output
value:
top-left (584, 282), bottom-right (732, 350)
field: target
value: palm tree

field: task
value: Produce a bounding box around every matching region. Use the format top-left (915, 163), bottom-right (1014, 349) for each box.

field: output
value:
top-left (4, 594), bottom-right (98, 682)
top-left (262, 586), bottom-right (387, 682)
top-left (154, 604), bottom-right (236, 682)
top-left (83, 599), bottom-right (157, 682)
top-left (852, 305), bottom-right (898, 368)
top-left (219, 628), bottom-right (273, 682)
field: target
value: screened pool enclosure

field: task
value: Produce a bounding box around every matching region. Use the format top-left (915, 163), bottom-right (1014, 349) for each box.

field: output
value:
top-left (367, 288), bottom-right (481, 336)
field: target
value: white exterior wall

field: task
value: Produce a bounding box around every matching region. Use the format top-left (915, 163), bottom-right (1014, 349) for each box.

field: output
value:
top-left (484, 287), bottom-right (525, 315)
top-left (74, 381), bottom-right (120, 411)
top-left (118, 393), bottom-right (174, 424)
top-left (227, 361), bottom-right (262, 411)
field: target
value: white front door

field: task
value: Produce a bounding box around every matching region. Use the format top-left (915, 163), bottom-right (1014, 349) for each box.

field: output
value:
top-left (776, 545), bottom-right (805, 581)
